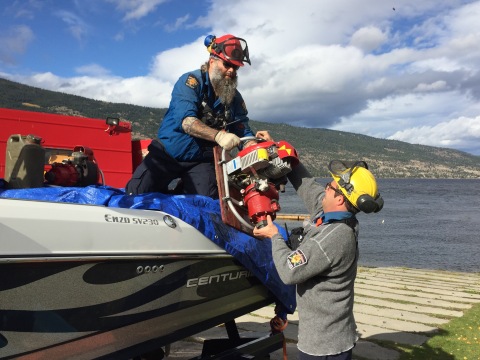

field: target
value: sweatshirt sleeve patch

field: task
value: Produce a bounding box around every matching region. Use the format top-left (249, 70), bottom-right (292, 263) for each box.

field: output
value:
top-left (287, 250), bottom-right (307, 270)
top-left (185, 74), bottom-right (199, 89)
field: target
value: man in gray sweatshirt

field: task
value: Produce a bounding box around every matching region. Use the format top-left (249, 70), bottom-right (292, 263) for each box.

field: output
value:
top-left (254, 160), bottom-right (383, 360)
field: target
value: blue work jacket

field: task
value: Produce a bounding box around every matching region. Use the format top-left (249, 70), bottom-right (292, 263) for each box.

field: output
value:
top-left (157, 69), bottom-right (254, 162)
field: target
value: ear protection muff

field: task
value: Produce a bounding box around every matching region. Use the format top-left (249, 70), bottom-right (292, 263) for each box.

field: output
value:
top-left (356, 193), bottom-right (384, 213)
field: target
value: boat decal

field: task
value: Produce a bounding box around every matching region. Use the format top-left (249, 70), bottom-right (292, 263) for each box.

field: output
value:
top-left (0, 259), bottom-right (261, 334)
top-left (186, 269), bottom-right (252, 287)
top-left (0, 285), bottom-right (271, 359)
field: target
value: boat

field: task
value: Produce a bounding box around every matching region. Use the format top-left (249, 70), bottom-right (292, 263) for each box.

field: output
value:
top-left (0, 108), bottom-right (296, 359)
top-left (0, 196), bottom-right (276, 359)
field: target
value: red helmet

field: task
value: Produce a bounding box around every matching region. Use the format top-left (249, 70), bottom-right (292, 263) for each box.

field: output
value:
top-left (205, 34), bottom-right (251, 67)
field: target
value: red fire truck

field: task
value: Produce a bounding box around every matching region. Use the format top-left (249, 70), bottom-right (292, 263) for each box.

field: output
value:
top-left (0, 108), bottom-right (149, 188)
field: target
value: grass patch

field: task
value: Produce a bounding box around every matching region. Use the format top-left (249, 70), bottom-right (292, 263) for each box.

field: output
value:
top-left (465, 289), bottom-right (480, 295)
top-left (395, 302), bottom-right (480, 359)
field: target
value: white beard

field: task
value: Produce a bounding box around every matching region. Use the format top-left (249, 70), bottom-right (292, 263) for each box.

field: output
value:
top-left (210, 66), bottom-right (238, 106)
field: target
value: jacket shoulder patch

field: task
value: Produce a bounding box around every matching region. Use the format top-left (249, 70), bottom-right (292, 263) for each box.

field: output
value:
top-left (287, 249), bottom-right (307, 269)
top-left (185, 74), bottom-right (199, 89)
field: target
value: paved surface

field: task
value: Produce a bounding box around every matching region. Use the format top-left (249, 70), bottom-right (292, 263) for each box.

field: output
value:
top-left (161, 267), bottom-right (480, 360)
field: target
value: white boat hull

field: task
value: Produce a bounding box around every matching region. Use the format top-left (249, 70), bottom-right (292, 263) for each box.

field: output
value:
top-left (0, 199), bottom-right (274, 359)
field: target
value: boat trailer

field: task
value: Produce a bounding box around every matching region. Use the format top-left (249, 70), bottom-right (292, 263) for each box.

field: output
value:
top-left (134, 319), bottom-right (285, 360)
top-left (194, 320), bottom-right (284, 360)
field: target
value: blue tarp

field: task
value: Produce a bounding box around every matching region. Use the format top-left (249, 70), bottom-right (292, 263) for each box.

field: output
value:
top-left (0, 184), bottom-right (296, 314)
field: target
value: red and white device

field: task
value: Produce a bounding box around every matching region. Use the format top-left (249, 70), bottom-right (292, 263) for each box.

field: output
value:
top-left (216, 138), bottom-right (299, 233)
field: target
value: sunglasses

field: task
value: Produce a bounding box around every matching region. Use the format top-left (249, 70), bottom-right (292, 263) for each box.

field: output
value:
top-left (221, 60), bottom-right (239, 71)
top-left (325, 182), bottom-right (344, 197)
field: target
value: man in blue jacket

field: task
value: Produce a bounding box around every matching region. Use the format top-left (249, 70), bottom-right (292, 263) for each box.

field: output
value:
top-left (126, 34), bottom-right (266, 198)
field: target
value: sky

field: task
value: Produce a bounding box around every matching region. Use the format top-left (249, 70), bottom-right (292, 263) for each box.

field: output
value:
top-left (2, 0), bottom-right (480, 156)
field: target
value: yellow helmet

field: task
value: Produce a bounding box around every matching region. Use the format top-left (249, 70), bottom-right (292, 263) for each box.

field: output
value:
top-left (328, 160), bottom-right (384, 213)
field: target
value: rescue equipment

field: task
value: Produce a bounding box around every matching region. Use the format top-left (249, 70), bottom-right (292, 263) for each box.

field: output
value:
top-left (215, 137), bottom-right (299, 233)
top-left (44, 146), bottom-right (102, 187)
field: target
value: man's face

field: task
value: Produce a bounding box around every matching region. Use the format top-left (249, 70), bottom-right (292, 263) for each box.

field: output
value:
top-left (211, 57), bottom-right (238, 79)
top-left (322, 180), bottom-right (344, 212)
top-left (210, 58), bottom-right (238, 105)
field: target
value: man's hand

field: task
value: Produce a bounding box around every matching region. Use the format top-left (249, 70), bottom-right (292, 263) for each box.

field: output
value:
top-left (243, 130), bottom-right (274, 148)
top-left (253, 215), bottom-right (279, 239)
top-left (256, 130), bottom-right (273, 142)
top-left (215, 130), bottom-right (241, 151)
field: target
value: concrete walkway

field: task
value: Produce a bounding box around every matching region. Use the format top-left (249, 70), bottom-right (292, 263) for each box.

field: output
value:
top-left (163, 267), bottom-right (480, 360)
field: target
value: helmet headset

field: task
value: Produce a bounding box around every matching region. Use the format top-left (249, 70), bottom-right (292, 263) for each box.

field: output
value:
top-left (204, 34), bottom-right (251, 67)
top-left (328, 160), bottom-right (384, 213)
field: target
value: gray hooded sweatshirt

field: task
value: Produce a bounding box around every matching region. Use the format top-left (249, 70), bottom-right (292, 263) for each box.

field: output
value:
top-left (271, 162), bottom-right (359, 356)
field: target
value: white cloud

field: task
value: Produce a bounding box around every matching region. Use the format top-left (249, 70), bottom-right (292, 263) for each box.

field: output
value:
top-left (14, 71), bottom-right (172, 108)
top-left (54, 10), bottom-right (89, 43)
top-left (0, 25), bottom-right (34, 65)
top-left (332, 91), bottom-right (475, 140)
top-left (388, 116), bottom-right (480, 154)
top-left (3, 0), bottom-right (480, 155)
top-left (106, 0), bottom-right (168, 21)
top-left (414, 80), bottom-right (448, 92)
top-left (149, 39), bottom-right (208, 84)
top-left (350, 26), bottom-right (388, 52)
top-left (75, 64), bottom-right (112, 77)
top-left (165, 14), bottom-right (190, 33)
top-left (5, 0), bottom-right (43, 19)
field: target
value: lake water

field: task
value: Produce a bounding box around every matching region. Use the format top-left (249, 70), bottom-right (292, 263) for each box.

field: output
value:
top-left (278, 178), bottom-right (480, 273)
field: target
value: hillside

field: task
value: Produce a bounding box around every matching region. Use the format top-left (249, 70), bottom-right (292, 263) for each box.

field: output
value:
top-left (247, 122), bottom-right (480, 178)
top-left (1, 77), bottom-right (479, 178)
top-left (0, 78), bottom-right (165, 140)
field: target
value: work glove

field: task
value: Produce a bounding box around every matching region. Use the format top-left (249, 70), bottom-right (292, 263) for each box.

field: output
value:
top-left (215, 131), bottom-right (241, 151)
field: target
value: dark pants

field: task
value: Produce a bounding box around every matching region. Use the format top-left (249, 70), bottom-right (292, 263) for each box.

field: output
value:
top-left (299, 349), bottom-right (352, 360)
top-left (126, 140), bottom-right (219, 198)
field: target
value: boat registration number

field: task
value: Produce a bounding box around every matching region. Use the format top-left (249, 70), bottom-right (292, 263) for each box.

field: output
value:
top-left (104, 214), bottom-right (160, 225)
